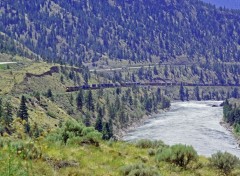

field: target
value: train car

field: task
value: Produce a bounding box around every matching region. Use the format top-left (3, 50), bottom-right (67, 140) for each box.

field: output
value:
top-left (66, 86), bottom-right (80, 92)
top-left (82, 85), bottom-right (90, 89)
top-left (92, 84), bottom-right (97, 89)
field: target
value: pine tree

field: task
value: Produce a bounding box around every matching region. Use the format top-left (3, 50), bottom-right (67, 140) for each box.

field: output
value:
top-left (86, 90), bottom-right (94, 111)
top-left (156, 88), bottom-right (162, 102)
top-left (186, 88), bottom-right (189, 101)
top-left (0, 98), bottom-right (2, 118)
top-left (4, 101), bottom-right (13, 126)
top-left (18, 95), bottom-right (29, 121)
top-left (119, 108), bottom-right (126, 125)
top-left (194, 86), bottom-right (201, 101)
top-left (84, 112), bottom-right (91, 127)
top-left (102, 122), bottom-right (110, 140)
top-left (76, 89), bottom-right (84, 111)
top-left (47, 89), bottom-right (52, 98)
top-left (95, 116), bottom-right (103, 132)
top-left (102, 120), bottom-right (113, 140)
top-left (179, 83), bottom-right (185, 101)
top-left (232, 88), bottom-right (239, 98)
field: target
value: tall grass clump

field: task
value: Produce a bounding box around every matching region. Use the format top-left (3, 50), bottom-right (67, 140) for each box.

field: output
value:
top-left (135, 139), bottom-right (166, 149)
top-left (120, 163), bottom-right (160, 176)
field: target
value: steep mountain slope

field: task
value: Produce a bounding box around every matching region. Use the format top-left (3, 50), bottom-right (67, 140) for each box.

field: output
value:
top-left (1, 0), bottom-right (240, 65)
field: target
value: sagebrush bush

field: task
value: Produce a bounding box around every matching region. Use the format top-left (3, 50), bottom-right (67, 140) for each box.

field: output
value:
top-left (210, 151), bottom-right (240, 175)
top-left (121, 163), bottom-right (160, 176)
top-left (47, 120), bottom-right (102, 146)
top-left (156, 144), bottom-right (198, 168)
top-left (135, 139), bottom-right (166, 149)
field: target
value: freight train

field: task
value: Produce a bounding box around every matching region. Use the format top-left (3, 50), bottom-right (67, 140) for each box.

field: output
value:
top-left (65, 82), bottom-right (238, 92)
top-left (66, 82), bottom-right (175, 92)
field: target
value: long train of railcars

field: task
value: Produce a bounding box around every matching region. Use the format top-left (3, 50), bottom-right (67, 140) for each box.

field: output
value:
top-left (66, 82), bottom-right (240, 92)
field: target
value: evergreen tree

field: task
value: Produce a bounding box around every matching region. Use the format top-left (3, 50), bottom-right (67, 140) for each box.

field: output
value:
top-left (232, 88), bottom-right (239, 98)
top-left (0, 98), bottom-right (2, 118)
top-left (84, 112), bottom-right (91, 127)
top-left (76, 89), bottom-right (84, 111)
top-left (95, 116), bottom-right (103, 132)
top-left (186, 88), bottom-right (189, 101)
top-left (156, 88), bottom-right (162, 102)
top-left (24, 122), bottom-right (31, 134)
top-left (86, 90), bottom-right (94, 111)
top-left (47, 89), bottom-right (53, 98)
top-left (145, 98), bottom-right (153, 112)
top-left (119, 108), bottom-right (126, 125)
top-left (153, 66), bottom-right (158, 75)
top-left (4, 102), bottom-right (13, 126)
top-left (179, 83), bottom-right (185, 101)
top-left (108, 119), bottom-right (113, 138)
top-left (102, 120), bottom-right (113, 140)
top-left (18, 95), bottom-right (29, 121)
top-left (194, 86), bottom-right (201, 101)
top-left (102, 122), bottom-right (110, 140)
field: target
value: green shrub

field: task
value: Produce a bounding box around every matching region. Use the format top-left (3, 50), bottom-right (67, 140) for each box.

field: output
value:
top-left (46, 111), bottom-right (57, 118)
top-left (156, 144), bottom-right (198, 168)
top-left (234, 123), bottom-right (240, 135)
top-left (210, 151), bottom-right (240, 175)
top-left (47, 120), bottom-right (102, 147)
top-left (135, 139), bottom-right (166, 149)
top-left (121, 163), bottom-right (160, 176)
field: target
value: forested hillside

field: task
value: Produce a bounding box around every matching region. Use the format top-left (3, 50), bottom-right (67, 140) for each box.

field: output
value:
top-left (1, 0), bottom-right (240, 65)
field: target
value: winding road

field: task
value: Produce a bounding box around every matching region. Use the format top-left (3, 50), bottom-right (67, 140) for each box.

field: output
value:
top-left (0, 62), bottom-right (17, 65)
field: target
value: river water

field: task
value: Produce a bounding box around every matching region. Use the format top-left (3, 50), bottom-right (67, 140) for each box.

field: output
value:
top-left (123, 101), bottom-right (240, 157)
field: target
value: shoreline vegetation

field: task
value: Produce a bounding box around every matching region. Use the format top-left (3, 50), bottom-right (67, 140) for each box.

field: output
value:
top-left (220, 120), bottom-right (240, 146)
top-left (222, 99), bottom-right (240, 147)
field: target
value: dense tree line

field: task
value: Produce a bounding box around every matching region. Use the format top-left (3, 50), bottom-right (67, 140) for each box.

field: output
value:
top-left (73, 86), bottom-right (170, 139)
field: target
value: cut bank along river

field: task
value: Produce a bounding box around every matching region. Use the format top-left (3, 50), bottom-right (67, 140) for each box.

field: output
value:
top-left (123, 101), bottom-right (240, 157)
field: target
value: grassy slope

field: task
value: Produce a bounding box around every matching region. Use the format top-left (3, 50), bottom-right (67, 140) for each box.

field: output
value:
top-left (0, 54), bottom-right (73, 130)
top-left (0, 137), bottom-right (234, 176)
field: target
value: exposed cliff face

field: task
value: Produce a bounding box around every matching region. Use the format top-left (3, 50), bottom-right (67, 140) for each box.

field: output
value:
top-left (0, 0), bottom-right (240, 65)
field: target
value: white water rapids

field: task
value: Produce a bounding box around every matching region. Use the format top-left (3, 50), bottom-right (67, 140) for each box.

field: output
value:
top-left (123, 101), bottom-right (240, 157)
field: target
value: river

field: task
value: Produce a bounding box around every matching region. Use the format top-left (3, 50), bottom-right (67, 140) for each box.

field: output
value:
top-left (123, 101), bottom-right (240, 157)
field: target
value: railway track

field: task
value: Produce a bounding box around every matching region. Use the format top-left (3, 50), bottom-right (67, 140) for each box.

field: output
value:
top-left (66, 82), bottom-right (240, 92)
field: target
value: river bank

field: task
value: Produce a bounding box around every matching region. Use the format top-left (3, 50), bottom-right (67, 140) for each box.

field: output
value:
top-left (220, 120), bottom-right (240, 146)
top-left (116, 108), bottom-right (169, 139)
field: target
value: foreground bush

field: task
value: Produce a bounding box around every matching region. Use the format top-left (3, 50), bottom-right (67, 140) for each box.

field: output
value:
top-left (121, 163), bottom-right (160, 176)
top-left (156, 144), bottom-right (198, 168)
top-left (47, 120), bottom-right (102, 146)
top-left (210, 151), bottom-right (240, 175)
top-left (135, 139), bottom-right (166, 149)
